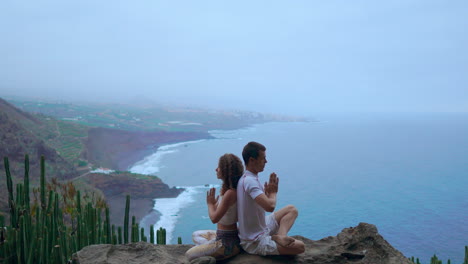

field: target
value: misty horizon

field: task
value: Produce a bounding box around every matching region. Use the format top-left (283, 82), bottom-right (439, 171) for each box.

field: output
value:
top-left (1, 1), bottom-right (467, 115)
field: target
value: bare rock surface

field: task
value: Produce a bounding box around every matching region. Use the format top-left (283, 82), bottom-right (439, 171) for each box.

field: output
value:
top-left (72, 223), bottom-right (412, 264)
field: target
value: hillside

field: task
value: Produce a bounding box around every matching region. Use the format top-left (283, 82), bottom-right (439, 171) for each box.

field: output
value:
top-left (0, 98), bottom-right (204, 222)
top-left (0, 98), bottom-right (78, 178)
top-left (0, 98), bottom-right (80, 213)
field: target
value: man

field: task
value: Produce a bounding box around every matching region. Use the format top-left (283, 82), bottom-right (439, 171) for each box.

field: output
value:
top-left (237, 141), bottom-right (305, 256)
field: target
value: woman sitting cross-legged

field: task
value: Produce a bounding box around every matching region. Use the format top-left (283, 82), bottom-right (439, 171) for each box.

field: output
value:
top-left (185, 153), bottom-right (244, 261)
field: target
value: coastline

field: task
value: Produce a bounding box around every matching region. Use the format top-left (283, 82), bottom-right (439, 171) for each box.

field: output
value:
top-left (84, 127), bottom-right (214, 171)
top-left (121, 141), bottom-right (211, 239)
top-left (103, 121), bottom-right (297, 241)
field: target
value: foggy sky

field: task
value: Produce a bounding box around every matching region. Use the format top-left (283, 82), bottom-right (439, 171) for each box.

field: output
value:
top-left (0, 1), bottom-right (467, 115)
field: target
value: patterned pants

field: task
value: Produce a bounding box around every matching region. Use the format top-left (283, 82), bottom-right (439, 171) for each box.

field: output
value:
top-left (185, 229), bottom-right (241, 261)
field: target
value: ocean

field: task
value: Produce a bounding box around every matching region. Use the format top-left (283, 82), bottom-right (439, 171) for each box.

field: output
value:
top-left (130, 113), bottom-right (468, 263)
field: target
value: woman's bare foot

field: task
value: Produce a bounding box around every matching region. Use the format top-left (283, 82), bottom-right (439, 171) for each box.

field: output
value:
top-left (272, 235), bottom-right (295, 247)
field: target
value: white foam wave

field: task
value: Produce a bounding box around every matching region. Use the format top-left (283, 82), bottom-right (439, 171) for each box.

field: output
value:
top-left (129, 139), bottom-right (206, 174)
top-left (158, 139), bottom-right (206, 151)
top-left (209, 126), bottom-right (256, 139)
top-left (90, 168), bottom-right (115, 174)
top-left (149, 185), bottom-right (216, 244)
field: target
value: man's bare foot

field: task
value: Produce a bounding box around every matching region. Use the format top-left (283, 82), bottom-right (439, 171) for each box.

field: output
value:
top-left (272, 235), bottom-right (295, 247)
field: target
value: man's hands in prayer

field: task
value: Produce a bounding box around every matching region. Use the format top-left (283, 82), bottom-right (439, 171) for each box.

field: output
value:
top-left (264, 172), bottom-right (279, 196)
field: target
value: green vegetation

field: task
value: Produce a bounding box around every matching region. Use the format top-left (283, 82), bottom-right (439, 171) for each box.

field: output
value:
top-left (409, 248), bottom-right (468, 264)
top-left (9, 98), bottom-right (304, 133)
top-left (0, 155), bottom-right (171, 264)
top-left (156, 227), bottom-right (166, 245)
top-left (35, 115), bottom-right (88, 167)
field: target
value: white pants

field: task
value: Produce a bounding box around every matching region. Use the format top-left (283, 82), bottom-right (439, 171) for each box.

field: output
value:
top-left (240, 214), bottom-right (280, 256)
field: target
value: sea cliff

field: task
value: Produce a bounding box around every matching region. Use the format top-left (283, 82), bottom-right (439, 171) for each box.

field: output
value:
top-left (73, 171), bottom-right (184, 227)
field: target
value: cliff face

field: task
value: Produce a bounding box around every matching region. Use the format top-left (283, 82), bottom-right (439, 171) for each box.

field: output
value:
top-left (82, 172), bottom-right (183, 199)
top-left (84, 127), bottom-right (213, 170)
top-left (76, 171), bottom-right (183, 226)
top-left (72, 223), bottom-right (412, 264)
top-left (0, 98), bottom-right (78, 180)
top-left (0, 98), bottom-right (78, 213)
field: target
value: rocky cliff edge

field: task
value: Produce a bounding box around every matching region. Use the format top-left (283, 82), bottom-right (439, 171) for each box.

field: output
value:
top-left (72, 222), bottom-right (412, 264)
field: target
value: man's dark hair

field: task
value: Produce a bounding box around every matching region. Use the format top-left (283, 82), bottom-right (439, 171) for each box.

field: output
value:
top-left (242, 141), bottom-right (266, 166)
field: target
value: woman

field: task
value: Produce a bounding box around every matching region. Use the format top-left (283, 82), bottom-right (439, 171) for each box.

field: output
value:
top-left (185, 153), bottom-right (244, 261)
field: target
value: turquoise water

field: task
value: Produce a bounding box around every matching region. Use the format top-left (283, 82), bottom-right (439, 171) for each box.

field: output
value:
top-left (131, 113), bottom-right (468, 263)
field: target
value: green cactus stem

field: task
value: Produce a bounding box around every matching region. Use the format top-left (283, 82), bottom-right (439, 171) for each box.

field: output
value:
top-left (118, 226), bottom-right (123, 244)
top-left (40, 156), bottom-right (46, 210)
top-left (124, 195), bottom-right (130, 244)
top-left (105, 208), bottom-right (111, 244)
top-left (464, 246), bottom-right (468, 264)
top-left (150, 225), bottom-right (154, 244)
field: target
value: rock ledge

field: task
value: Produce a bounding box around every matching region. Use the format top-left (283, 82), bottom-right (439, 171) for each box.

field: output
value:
top-left (72, 222), bottom-right (412, 264)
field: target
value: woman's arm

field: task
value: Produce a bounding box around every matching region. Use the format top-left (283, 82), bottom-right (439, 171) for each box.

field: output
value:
top-left (206, 188), bottom-right (236, 224)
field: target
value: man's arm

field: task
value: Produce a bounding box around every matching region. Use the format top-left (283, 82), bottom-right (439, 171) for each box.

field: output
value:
top-left (254, 173), bottom-right (279, 212)
top-left (254, 192), bottom-right (277, 212)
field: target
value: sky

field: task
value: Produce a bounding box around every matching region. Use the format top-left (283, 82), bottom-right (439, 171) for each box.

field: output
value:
top-left (0, 0), bottom-right (467, 115)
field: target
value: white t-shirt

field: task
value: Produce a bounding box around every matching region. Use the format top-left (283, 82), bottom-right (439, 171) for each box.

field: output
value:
top-left (237, 170), bottom-right (266, 241)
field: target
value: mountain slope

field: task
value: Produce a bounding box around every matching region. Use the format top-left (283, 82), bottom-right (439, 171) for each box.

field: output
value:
top-left (0, 98), bottom-right (79, 212)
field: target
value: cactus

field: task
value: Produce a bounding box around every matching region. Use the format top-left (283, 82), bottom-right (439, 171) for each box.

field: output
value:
top-left (430, 254), bottom-right (442, 264)
top-left (124, 195), bottom-right (130, 244)
top-left (156, 228), bottom-right (160, 244)
top-left (97, 208), bottom-right (102, 243)
top-left (156, 227), bottom-right (166, 245)
top-left (150, 225), bottom-right (154, 244)
top-left (1, 155), bottom-right (179, 263)
top-left (131, 215), bottom-right (136, 242)
top-left (111, 224), bottom-right (116, 244)
top-left (105, 207), bottom-right (111, 244)
top-left (24, 154), bottom-right (30, 210)
top-left (40, 156), bottom-right (46, 210)
top-left (19, 216), bottom-right (25, 264)
top-left (135, 223), bottom-right (140, 242)
top-left (178, 237), bottom-right (182, 244)
top-left (131, 224), bottom-right (136, 242)
top-left (76, 190), bottom-right (82, 248)
top-left (4, 157), bottom-right (17, 228)
top-left (141, 227), bottom-right (146, 242)
top-left (464, 246), bottom-right (468, 264)
top-left (118, 226), bottom-right (123, 244)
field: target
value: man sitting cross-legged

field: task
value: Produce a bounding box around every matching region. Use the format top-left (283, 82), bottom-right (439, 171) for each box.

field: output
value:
top-left (237, 141), bottom-right (305, 256)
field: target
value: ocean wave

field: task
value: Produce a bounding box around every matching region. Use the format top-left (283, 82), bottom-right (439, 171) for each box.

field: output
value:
top-left (129, 139), bottom-right (207, 175)
top-left (90, 168), bottom-right (115, 174)
top-left (150, 185), bottom-right (219, 244)
top-left (209, 126), bottom-right (256, 139)
top-left (158, 139), bottom-right (207, 151)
